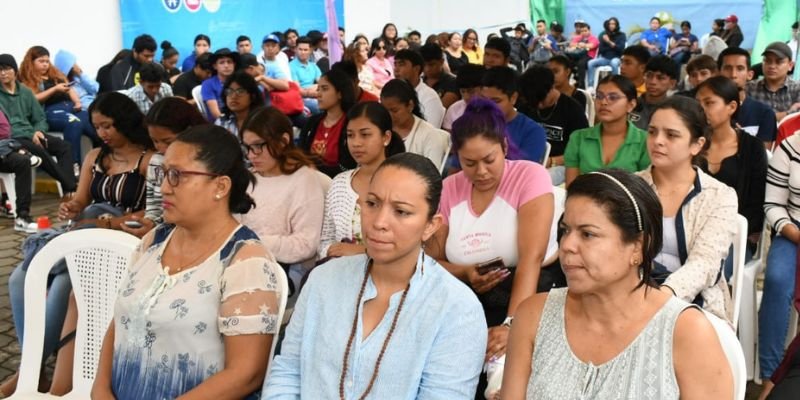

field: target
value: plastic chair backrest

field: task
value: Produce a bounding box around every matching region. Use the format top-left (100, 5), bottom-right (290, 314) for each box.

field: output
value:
top-left (542, 142), bottom-right (552, 165)
top-left (12, 229), bottom-right (139, 399)
top-left (704, 310), bottom-right (747, 400)
top-left (266, 262), bottom-right (289, 379)
top-left (578, 88), bottom-right (595, 127)
top-left (0, 172), bottom-right (17, 217)
top-left (730, 215), bottom-right (748, 329)
top-left (192, 86), bottom-right (207, 116)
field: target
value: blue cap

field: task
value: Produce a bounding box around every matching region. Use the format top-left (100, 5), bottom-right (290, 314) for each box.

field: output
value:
top-left (54, 50), bottom-right (77, 76)
top-left (262, 34), bottom-right (280, 44)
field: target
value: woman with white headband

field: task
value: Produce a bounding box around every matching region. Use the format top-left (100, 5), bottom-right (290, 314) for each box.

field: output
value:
top-left (500, 168), bottom-right (732, 399)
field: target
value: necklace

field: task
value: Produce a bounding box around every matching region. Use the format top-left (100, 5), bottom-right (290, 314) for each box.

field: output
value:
top-left (339, 261), bottom-right (411, 400)
top-left (168, 225), bottom-right (231, 273)
top-left (535, 99), bottom-right (558, 121)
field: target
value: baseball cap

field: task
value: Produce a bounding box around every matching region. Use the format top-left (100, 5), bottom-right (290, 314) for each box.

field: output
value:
top-left (725, 15), bottom-right (738, 23)
top-left (262, 34), bottom-right (280, 44)
top-left (0, 54), bottom-right (18, 73)
top-left (762, 41), bottom-right (793, 60)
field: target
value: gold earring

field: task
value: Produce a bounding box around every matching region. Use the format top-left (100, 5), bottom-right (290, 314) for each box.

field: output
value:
top-left (215, 194), bottom-right (222, 200)
top-left (631, 258), bottom-right (640, 266)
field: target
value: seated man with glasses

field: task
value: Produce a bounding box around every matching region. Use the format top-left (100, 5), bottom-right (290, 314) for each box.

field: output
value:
top-left (630, 55), bottom-right (679, 130)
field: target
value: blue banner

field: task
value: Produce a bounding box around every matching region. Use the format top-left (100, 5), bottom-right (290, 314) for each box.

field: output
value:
top-left (564, 0), bottom-right (763, 50)
top-left (120, 0), bottom-right (344, 65)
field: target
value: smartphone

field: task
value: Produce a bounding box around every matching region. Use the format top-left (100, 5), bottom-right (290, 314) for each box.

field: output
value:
top-left (476, 257), bottom-right (506, 275)
top-left (123, 220), bottom-right (143, 229)
top-left (67, 81), bottom-right (78, 86)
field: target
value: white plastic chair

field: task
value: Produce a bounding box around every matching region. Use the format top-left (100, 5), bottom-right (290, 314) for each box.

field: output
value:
top-left (730, 215), bottom-right (748, 329)
top-left (0, 172), bottom-right (18, 217)
top-left (541, 142), bottom-right (551, 166)
top-left (9, 229), bottom-right (140, 400)
top-left (739, 221), bottom-right (770, 380)
top-left (586, 65), bottom-right (612, 91)
top-left (704, 310), bottom-right (747, 400)
top-left (265, 260), bottom-right (289, 379)
top-left (192, 86), bottom-right (207, 116)
top-left (577, 88), bottom-right (595, 127)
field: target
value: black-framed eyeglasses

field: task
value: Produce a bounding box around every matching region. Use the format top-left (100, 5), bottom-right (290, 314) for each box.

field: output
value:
top-left (241, 142), bottom-right (268, 156)
top-left (224, 87), bottom-right (248, 97)
top-left (154, 166), bottom-right (221, 187)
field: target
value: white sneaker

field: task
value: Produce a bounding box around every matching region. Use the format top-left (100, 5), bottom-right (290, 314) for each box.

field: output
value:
top-left (30, 155), bottom-right (42, 167)
top-left (14, 215), bottom-right (37, 233)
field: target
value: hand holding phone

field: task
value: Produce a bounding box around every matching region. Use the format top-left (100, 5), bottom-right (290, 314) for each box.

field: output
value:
top-left (476, 257), bottom-right (506, 275)
top-left (123, 220), bottom-right (143, 229)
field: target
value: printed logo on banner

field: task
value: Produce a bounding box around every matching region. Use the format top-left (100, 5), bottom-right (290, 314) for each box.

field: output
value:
top-left (163, 0), bottom-right (181, 12)
top-left (204, 0), bottom-right (221, 12)
top-left (185, 0), bottom-right (202, 12)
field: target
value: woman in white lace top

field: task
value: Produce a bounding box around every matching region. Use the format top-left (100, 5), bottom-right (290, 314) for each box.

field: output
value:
top-left (92, 126), bottom-right (282, 400)
top-left (501, 169), bottom-right (732, 399)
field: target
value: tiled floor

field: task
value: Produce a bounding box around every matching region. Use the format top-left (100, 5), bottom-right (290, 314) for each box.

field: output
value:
top-left (0, 194), bottom-right (768, 398)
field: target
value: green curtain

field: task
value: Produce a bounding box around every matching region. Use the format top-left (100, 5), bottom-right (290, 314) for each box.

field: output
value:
top-left (530, 0), bottom-right (564, 26)
top-left (753, 0), bottom-right (798, 65)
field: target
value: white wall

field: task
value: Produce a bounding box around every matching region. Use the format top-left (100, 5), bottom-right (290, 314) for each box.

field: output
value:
top-left (0, 0), bottom-right (122, 80)
top-left (344, 0), bottom-right (530, 44)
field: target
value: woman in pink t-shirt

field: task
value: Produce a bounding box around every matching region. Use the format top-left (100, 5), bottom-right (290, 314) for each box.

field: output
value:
top-left (366, 38), bottom-right (394, 90)
top-left (428, 99), bottom-right (554, 384)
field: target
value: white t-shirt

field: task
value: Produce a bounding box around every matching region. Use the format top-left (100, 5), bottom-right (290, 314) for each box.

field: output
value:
top-left (439, 160), bottom-right (553, 267)
top-left (442, 99), bottom-right (466, 131)
top-left (415, 81), bottom-right (446, 129)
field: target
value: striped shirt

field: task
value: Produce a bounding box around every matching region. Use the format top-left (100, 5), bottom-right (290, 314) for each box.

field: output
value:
top-left (765, 133), bottom-right (800, 233)
top-left (144, 154), bottom-right (163, 223)
top-left (123, 84), bottom-right (174, 115)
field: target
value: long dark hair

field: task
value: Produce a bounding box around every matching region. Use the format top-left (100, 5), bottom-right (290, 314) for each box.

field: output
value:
top-left (604, 17), bottom-right (622, 37)
top-left (567, 169), bottom-right (662, 290)
top-left (176, 125), bottom-right (255, 214)
top-left (320, 69), bottom-right (356, 114)
top-left (221, 71), bottom-right (263, 118)
top-left (380, 79), bottom-right (424, 119)
top-left (89, 92), bottom-right (154, 160)
top-left (696, 75), bottom-right (741, 122)
top-left (240, 107), bottom-right (314, 175)
top-left (346, 102), bottom-right (406, 158)
top-left (652, 96), bottom-right (711, 165)
top-left (145, 97), bottom-right (207, 133)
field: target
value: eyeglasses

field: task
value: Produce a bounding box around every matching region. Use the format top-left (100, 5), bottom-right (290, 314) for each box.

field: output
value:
top-left (241, 142), bottom-right (268, 155)
top-left (595, 92), bottom-right (626, 103)
top-left (0, 67), bottom-right (13, 74)
top-left (224, 87), bottom-right (248, 97)
top-left (154, 166), bottom-right (221, 187)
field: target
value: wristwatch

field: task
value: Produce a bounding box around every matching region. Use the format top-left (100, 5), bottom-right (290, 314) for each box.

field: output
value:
top-left (502, 316), bottom-right (514, 328)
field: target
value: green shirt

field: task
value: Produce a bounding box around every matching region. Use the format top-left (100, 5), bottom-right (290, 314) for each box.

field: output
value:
top-left (0, 81), bottom-right (48, 139)
top-left (563, 122), bottom-right (651, 174)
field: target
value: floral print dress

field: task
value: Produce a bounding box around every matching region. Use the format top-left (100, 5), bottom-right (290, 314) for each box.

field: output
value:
top-left (111, 224), bottom-right (281, 399)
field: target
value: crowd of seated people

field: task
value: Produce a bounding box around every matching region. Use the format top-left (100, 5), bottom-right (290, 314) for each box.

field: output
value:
top-left (3, 12), bottom-right (800, 399)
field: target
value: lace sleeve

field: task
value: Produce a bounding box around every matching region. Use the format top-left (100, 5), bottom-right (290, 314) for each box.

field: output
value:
top-left (218, 256), bottom-right (282, 336)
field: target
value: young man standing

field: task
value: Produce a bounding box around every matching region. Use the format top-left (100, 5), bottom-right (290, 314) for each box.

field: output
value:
top-left (236, 35), bottom-right (253, 55)
top-left (111, 34), bottom-right (157, 91)
top-left (518, 65), bottom-right (588, 182)
top-left (393, 49), bottom-right (445, 128)
top-left (0, 54), bottom-right (76, 196)
top-left (620, 45), bottom-right (651, 97)
top-left (630, 55), bottom-right (678, 130)
top-left (482, 66), bottom-right (547, 163)
top-left (718, 47), bottom-right (778, 147)
top-left (746, 42), bottom-right (800, 121)
top-left (419, 43), bottom-right (459, 109)
top-left (123, 63), bottom-right (173, 114)
top-left (200, 48), bottom-right (239, 121)
top-left (290, 37), bottom-right (323, 114)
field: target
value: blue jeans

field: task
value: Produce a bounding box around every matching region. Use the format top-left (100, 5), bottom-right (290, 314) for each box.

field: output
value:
top-left (45, 101), bottom-right (98, 165)
top-left (587, 57), bottom-right (620, 88)
top-left (9, 264), bottom-right (72, 361)
top-left (759, 232), bottom-right (799, 379)
top-left (302, 98), bottom-right (320, 115)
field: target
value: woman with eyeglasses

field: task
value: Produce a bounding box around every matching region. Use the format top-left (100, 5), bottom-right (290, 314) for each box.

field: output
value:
top-left (92, 125), bottom-right (282, 400)
top-left (318, 102), bottom-right (405, 259)
top-left (367, 38), bottom-right (395, 90)
top-left (462, 29), bottom-right (484, 65)
top-left (215, 71), bottom-right (264, 137)
top-left (564, 75), bottom-right (650, 187)
top-left (237, 107), bottom-right (325, 289)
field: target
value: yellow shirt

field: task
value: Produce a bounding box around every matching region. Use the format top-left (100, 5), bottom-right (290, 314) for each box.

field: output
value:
top-left (464, 47), bottom-right (483, 65)
top-left (636, 82), bottom-right (646, 97)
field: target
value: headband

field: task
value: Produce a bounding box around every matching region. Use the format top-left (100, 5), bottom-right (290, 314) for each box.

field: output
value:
top-left (588, 172), bottom-right (643, 232)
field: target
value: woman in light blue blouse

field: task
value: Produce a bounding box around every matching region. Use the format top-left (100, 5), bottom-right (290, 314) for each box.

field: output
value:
top-left (264, 153), bottom-right (487, 399)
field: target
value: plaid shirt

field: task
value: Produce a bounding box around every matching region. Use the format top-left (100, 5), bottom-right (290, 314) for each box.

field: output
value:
top-left (746, 77), bottom-right (800, 113)
top-left (123, 84), bottom-right (173, 114)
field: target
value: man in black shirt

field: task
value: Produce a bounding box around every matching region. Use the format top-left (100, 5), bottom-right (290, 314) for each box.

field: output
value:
top-left (111, 34), bottom-right (157, 91)
top-left (172, 53), bottom-right (212, 105)
top-left (518, 64), bottom-right (588, 184)
top-left (420, 43), bottom-right (459, 109)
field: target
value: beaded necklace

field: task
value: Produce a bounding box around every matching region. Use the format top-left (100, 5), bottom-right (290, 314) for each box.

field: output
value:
top-left (338, 261), bottom-right (411, 400)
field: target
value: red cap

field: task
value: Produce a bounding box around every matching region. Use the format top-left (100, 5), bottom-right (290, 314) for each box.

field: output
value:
top-left (725, 15), bottom-right (738, 23)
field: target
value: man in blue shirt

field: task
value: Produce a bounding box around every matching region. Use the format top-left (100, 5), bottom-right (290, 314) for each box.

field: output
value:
top-left (200, 48), bottom-right (239, 121)
top-left (718, 47), bottom-right (777, 148)
top-left (481, 66), bottom-right (547, 163)
top-left (669, 21), bottom-right (699, 72)
top-left (640, 17), bottom-right (672, 56)
top-left (289, 37), bottom-right (322, 115)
